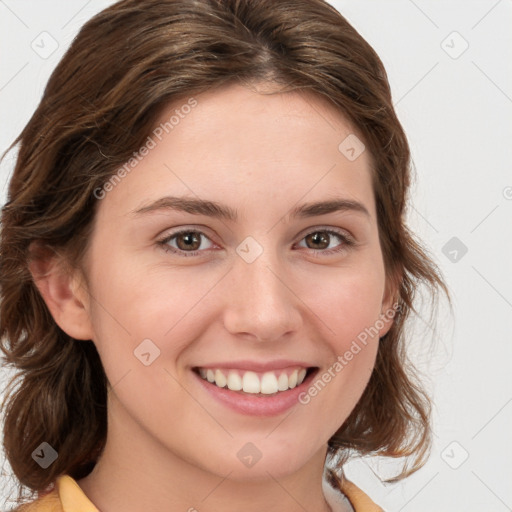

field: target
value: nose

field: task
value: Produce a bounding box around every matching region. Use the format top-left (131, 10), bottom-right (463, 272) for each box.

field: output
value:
top-left (221, 248), bottom-right (303, 343)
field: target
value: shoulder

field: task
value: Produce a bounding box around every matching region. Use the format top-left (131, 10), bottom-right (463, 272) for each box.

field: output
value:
top-left (13, 475), bottom-right (99, 512)
top-left (10, 490), bottom-right (62, 512)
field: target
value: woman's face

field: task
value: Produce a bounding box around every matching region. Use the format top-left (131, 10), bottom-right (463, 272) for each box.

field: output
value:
top-left (78, 82), bottom-right (396, 480)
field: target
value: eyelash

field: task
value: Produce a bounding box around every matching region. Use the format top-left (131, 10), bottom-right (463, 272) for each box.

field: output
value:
top-left (156, 227), bottom-right (355, 258)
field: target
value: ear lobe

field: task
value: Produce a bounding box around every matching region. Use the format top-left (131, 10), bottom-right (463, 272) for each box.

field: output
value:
top-left (28, 242), bottom-right (94, 341)
top-left (378, 266), bottom-right (402, 338)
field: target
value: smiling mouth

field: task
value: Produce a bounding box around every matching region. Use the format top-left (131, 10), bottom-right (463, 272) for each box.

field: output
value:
top-left (193, 366), bottom-right (317, 395)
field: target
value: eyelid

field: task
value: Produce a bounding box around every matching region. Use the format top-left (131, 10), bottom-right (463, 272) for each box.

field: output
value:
top-left (299, 225), bottom-right (355, 243)
top-left (156, 224), bottom-right (218, 242)
top-left (157, 224), bottom-right (355, 242)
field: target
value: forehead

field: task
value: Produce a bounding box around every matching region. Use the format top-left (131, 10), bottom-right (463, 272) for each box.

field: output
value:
top-left (162, 81), bottom-right (366, 152)
top-left (96, 82), bottom-right (375, 221)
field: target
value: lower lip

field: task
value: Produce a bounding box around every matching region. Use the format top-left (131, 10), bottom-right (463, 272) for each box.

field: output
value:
top-left (193, 369), bottom-right (318, 417)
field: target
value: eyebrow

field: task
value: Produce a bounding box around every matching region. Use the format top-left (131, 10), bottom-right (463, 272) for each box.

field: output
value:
top-left (132, 196), bottom-right (370, 221)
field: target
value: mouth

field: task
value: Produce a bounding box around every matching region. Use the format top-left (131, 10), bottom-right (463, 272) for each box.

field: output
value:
top-left (193, 366), bottom-right (317, 396)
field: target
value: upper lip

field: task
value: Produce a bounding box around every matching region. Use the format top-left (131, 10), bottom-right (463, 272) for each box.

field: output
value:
top-left (194, 360), bottom-right (316, 372)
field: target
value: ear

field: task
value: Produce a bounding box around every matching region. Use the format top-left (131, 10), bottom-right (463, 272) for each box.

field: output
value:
top-left (378, 266), bottom-right (402, 338)
top-left (28, 242), bottom-right (94, 340)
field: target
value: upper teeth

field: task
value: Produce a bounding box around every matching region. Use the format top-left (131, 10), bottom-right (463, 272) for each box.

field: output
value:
top-left (198, 368), bottom-right (308, 394)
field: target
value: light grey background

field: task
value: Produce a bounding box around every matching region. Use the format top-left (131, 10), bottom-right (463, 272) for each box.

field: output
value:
top-left (1, 1), bottom-right (511, 510)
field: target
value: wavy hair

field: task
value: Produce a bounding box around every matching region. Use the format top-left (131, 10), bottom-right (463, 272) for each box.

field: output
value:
top-left (0, 0), bottom-right (450, 505)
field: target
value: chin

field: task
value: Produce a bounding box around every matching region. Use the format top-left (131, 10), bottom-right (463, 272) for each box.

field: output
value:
top-left (215, 437), bottom-right (320, 482)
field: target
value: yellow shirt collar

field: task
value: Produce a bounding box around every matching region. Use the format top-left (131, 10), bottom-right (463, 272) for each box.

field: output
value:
top-left (30, 473), bottom-right (382, 512)
top-left (57, 475), bottom-right (99, 512)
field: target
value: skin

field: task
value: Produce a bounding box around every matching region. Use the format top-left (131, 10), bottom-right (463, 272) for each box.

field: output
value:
top-left (31, 81), bottom-right (397, 512)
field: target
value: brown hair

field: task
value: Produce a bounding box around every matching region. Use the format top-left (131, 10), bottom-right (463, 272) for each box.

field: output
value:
top-left (0, 0), bottom-right (450, 505)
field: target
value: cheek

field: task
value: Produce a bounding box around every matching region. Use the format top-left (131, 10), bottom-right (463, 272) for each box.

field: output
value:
top-left (85, 252), bottom-right (217, 368)
top-left (304, 264), bottom-right (385, 348)
top-left (296, 265), bottom-right (384, 411)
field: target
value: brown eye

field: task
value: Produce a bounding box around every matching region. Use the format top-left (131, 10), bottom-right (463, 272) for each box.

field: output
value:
top-left (175, 231), bottom-right (202, 251)
top-left (304, 232), bottom-right (330, 250)
top-left (158, 229), bottom-right (215, 257)
top-left (296, 229), bottom-right (354, 256)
